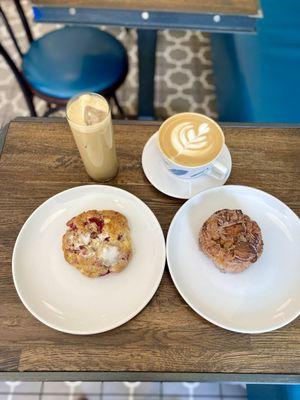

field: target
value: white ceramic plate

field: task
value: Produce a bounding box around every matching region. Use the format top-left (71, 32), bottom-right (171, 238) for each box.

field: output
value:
top-left (167, 185), bottom-right (300, 333)
top-left (13, 185), bottom-right (166, 334)
top-left (142, 132), bottom-right (232, 199)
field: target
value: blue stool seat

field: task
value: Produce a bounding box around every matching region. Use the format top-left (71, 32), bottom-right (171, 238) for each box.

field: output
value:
top-left (22, 26), bottom-right (128, 99)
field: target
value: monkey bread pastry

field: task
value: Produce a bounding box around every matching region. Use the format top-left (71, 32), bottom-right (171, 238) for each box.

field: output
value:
top-left (62, 210), bottom-right (132, 277)
top-left (199, 209), bottom-right (263, 273)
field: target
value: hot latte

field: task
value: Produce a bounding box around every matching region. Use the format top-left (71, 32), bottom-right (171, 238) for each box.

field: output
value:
top-left (158, 113), bottom-right (224, 167)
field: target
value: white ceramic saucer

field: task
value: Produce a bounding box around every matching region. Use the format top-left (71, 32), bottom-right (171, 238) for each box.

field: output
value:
top-left (167, 185), bottom-right (300, 333)
top-left (12, 185), bottom-right (166, 335)
top-left (142, 132), bottom-right (232, 199)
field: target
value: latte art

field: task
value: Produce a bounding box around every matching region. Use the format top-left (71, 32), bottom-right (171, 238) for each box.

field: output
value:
top-left (159, 113), bottom-right (224, 167)
top-left (172, 122), bottom-right (214, 157)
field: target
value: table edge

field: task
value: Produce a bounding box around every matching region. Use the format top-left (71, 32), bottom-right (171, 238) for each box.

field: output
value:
top-left (0, 371), bottom-right (299, 383)
top-left (9, 116), bottom-right (300, 128)
top-left (2, 117), bottom-right (300, 159)
top-left (0, 123), bottom-right (10, 158)
top-left (32, 2), bottom-right (262, 18)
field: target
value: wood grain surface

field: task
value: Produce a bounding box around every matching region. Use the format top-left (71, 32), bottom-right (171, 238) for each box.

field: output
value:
top-left (0, 119), bottom-right (299, 376)
top-left (33, 0), bottom-right (259, 16)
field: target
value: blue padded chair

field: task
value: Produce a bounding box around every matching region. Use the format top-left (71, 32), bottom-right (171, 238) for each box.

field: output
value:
top-left (210, 0), bottom-right (300, 122)
top-left (0, 0), bottom-right (128, 116)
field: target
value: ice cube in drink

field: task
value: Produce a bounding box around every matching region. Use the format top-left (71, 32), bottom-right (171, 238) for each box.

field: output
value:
top-left (84, 105), bottom-right (107, 126)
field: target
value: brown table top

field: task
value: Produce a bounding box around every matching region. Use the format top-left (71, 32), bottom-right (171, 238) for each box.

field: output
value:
top-left (0, 118), bottom-right (299, 382)
top-left (33, 0), bottom-right (260, 16)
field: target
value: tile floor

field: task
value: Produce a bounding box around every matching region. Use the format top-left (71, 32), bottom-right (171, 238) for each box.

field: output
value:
top-left (0, 381), bottom-right (247, 400)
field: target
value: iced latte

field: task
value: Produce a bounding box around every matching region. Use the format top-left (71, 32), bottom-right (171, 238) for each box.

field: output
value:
top-left (66, 93), bottom-right (118, 182)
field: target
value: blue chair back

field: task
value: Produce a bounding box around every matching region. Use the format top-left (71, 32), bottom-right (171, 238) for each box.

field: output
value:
top-left (247, 384), bottom-right (300, 400)
top-left (211, 0), bottom-right (300, 122)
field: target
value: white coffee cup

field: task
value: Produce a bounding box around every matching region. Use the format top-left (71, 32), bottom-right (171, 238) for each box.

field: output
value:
top-left (157, 113), bottom-right (228, 180)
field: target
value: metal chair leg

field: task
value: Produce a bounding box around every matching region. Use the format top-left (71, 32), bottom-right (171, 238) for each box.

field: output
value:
top-left (112, 93), bottom-right (125, 117)
top-left (43, 103), bottom-right (63, 117)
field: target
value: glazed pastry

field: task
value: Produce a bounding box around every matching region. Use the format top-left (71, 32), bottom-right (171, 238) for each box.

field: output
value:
top-left (199, 209), bottom-right (263, 273)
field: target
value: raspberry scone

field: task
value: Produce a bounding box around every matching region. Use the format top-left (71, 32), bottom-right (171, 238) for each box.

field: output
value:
top-left (199, 209), bottom-right (263, 273)
top-left (62, 210), bottom-right (132, 277)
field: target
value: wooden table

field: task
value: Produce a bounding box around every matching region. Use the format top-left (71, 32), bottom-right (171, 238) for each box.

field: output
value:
top-left (32, 1), bottom-right (261, 119)
top-left (0, 118), bottom-right (299, 382)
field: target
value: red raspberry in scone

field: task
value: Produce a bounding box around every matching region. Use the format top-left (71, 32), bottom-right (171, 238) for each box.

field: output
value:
top-left (62, 210), bottom-right (132, 277)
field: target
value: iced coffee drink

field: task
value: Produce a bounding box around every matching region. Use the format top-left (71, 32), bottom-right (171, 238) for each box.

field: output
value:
top-left (66, 93), bottom-right (118, 182)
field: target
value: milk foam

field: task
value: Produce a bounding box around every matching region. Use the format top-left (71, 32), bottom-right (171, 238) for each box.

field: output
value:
top-left (171, 121), bottom-right (214, 155)
top-left (159, 113), bottom-right (224, 167)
